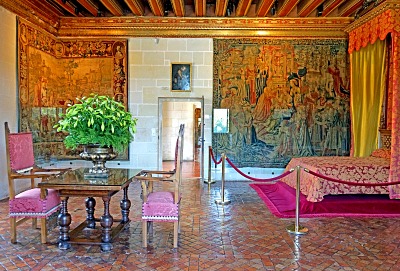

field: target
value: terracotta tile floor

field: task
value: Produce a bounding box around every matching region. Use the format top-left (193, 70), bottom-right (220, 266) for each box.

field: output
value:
top-left (1, 163), bottom-right (400, 270)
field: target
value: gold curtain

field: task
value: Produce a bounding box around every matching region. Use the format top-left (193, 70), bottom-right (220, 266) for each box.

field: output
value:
top-left (350, 39), bottom-right (386, 157)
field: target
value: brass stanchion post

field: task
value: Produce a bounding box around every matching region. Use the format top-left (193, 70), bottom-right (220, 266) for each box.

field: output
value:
top-left (215, 154), bottom-right (231, 205)
top-left (286, 165), bottom-right (308, 234)
top-left (204, 146), bottom-right (216, 184)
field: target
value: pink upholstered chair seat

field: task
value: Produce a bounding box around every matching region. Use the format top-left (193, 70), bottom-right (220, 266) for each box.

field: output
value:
top-left (9, 188), bottom-right (60, 218)
top-left (148, 191), bottom-right (174, 202)
top-left (142, 191), bottom-right (181, 221)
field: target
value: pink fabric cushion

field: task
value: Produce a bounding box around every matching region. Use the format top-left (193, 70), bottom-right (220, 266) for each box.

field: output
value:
top-left (148, 191), bottom-right (174, 203)
top-left (9, 188), bottom-right (60, 218)
top-left (8, 132), bottom-right (35, 171)
top-left (371, 148), bottom-right (391, 159)
top-left (142, 191), bottom-right (180, 221)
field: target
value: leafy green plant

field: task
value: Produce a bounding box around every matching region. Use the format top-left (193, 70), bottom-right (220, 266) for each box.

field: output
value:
top-left (54, 94), bottom-right (137, 152)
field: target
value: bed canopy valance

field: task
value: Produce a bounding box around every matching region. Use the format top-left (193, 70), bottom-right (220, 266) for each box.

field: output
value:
top-left (346, 1), bottom-right (400, 199)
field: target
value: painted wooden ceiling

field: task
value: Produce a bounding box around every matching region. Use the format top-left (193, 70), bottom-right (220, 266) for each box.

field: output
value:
top-left (29, 0), bottom-right (380, 18)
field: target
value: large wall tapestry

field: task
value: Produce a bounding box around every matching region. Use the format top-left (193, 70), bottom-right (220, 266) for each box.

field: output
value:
top-left (17, 19), bottom-right (128, 161)
top-left (213, 39), bottom-right (350, 168)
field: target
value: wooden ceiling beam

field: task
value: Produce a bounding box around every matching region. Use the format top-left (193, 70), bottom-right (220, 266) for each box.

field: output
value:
top-left (298, 0), bottom-right (324, 17)
top-left (321, 0), bottom-right (348, 17)
top-left (194, 0), bottom-right (206, 17)
top-left (277, 0), bottom-right (301, 17)
top-left (147, 0), bottom-right (164, 16)
top-left (33, 0), bottom-right (65, 16)
top-left (256, 0), bottom-right (275, 17)
top-left (236, 0), bottom-right (253, 17)
top-left (170, 0), bottom-right (185, 16)
top-left (53, 0), bottom-right (83, 16)
top-left (338, 0), bottom-right (363, 17)
top-left (123, 0), bottom-right (145, 16)
top-left (99, 0), bottom-right (124, 16)
top-left (215, 0), bottom-right (229, 16)
top-left (76, 0), bottom-right (98, 16)
top-left (3, 0), bottom-right (368, 24)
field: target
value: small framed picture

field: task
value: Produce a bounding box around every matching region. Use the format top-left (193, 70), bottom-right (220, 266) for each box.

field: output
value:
top-left (171, 63), bottom-right (191, 92)
top-left (213, 108), bottom-right (229, 133)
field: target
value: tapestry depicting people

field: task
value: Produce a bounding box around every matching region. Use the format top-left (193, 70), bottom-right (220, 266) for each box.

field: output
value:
top-left (17, 19), bottom-right (128, 161)
top-left (213, 39), bottom-right (350, 168)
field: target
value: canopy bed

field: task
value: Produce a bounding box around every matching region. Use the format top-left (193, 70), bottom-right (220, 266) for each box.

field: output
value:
top-left (281, 2), bottom-right (400, 202)
top-left (347, 2), bottom-right (399, 200)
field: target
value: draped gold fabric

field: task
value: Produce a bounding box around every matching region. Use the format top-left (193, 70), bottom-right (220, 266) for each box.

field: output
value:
top-left (350, 39), bottom-right (386, 157)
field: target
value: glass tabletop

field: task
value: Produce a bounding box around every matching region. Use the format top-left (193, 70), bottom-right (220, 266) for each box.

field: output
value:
top-left (39, 168), bottom-right (142, 188)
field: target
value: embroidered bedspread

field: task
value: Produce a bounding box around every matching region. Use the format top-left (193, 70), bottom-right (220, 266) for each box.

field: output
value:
top-left (280, 156), bottom-right (390, 202)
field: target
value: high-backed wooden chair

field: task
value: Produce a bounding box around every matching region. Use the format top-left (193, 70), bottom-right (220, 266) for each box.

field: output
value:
top-left (4, 122), bottom-right (69, 244)
top-left (135, 124), bottom-right (184, 248)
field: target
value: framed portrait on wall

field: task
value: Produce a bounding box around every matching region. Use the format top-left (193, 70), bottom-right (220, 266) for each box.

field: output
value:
top-left (171, 63), bottom-right (191, 92)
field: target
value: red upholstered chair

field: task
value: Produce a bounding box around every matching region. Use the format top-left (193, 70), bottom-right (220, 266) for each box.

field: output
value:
top-left (4, 122), bottom-right (69, 244)
top-left (135, 124), bottom-right (184, 248)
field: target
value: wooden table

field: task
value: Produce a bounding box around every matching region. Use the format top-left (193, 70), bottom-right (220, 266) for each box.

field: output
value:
top-left (39, 167), bottom-right (141, 251)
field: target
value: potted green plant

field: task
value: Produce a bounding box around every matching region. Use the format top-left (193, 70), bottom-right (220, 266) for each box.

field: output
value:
top-left (54, 94), bottom-right (137, 175)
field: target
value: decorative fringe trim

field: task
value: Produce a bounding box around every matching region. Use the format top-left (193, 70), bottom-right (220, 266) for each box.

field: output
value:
top-left (9, 204), bottom-right (61, 218)
top-left (142, 216), bottom-right (179, 221)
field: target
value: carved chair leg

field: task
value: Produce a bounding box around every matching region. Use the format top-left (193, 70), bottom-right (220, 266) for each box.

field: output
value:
top-left (173, 221), bottom-right (179, 248)
top-left (32, 218), bottom-right (37, 229)
top-left (148, 221), bottom-right (153, 236)
top-left (10, 217), bottom-right (16, 244)
top-left (142, 220), bottom-right (148, 248)
top-left (40, 218), bottom-right (47, 244)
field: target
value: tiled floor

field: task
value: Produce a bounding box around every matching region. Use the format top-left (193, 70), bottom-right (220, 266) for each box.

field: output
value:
top-left (1, 163), bottom-right (400, 270)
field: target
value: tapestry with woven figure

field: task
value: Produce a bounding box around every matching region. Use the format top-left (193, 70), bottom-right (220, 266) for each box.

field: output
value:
top-left (17, 19), bottom-right (128, 161)
top-left (213, 39), bottom-right (350, 168)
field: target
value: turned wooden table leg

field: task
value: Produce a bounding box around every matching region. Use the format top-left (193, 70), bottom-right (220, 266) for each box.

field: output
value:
top-left (58, 196), bottom-right (71, 250)
top-left (85, 197), bottom-right (96, 229)
top-left (100, 196), bottom-right (113, 252)
top-left (120, 186), bottom-right (131, 224)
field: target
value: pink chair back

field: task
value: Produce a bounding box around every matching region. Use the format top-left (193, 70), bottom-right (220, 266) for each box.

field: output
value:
top-left (8, 132), bottom-right (35, 171)
top-left (174, 136), bottom-right (179, 170)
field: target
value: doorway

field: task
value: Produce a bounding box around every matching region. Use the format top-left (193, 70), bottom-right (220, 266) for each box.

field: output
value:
top-left (158, 97), bottom-right (204, 180)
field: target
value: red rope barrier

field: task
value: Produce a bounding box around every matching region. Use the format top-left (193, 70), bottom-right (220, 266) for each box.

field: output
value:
top-left (209, 148), bottom-right (223, 165)
top-left (225, 156), bottom-right (293, 182)
top-left (305, 168), bottom-right (400, 187)
top-left (209, 145), bottom-right (400, 186)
